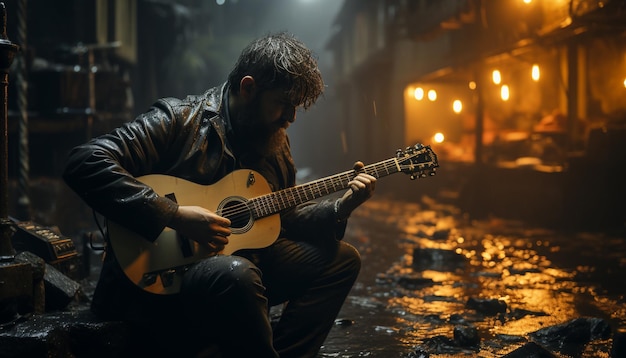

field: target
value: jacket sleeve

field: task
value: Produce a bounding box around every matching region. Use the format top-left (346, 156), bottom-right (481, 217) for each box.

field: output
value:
top-left (281, 199), bottom-right (348, 243)
top-left (62, 100), bottom-right (185, 241)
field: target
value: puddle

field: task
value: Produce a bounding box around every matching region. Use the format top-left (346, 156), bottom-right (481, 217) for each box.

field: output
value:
top-left (321, 198), bottom-right (626, 357)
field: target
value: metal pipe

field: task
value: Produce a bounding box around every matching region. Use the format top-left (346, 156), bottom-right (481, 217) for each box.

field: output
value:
top-left (0, 2), bottom-right (19, 261)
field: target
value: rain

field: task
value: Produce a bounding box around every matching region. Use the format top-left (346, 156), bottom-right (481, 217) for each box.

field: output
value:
top-left (1, 0), bottom-right (625, 357)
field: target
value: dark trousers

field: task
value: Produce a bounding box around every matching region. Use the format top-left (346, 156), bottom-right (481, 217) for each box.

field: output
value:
top-left (180, 238), bottom-right (361, 358)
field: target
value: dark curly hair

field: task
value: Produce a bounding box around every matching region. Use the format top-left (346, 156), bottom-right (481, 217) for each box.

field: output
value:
top-left (227, 32), bottom-right (324, 109)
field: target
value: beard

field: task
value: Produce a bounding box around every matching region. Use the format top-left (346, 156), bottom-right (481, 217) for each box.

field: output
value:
top-left (231, 99), bottom-right (287, 159)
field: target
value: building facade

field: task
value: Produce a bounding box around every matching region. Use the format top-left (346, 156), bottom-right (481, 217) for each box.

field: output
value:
top-left (328, 0), bottom-right (626, 227)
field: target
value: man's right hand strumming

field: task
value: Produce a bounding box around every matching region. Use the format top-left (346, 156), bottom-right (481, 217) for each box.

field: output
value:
top-left (169, 205), bottom-right (232, 253)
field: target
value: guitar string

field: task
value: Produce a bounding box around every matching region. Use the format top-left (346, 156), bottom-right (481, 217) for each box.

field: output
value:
top-left (218, 159), bottom-right (398, 220)
top-left (218, 151), bottom-right (433, 220)
top-left (217, 152), bottom-right (431, 221)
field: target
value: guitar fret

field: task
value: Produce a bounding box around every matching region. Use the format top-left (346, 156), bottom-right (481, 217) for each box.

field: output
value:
top-left (284, 190), bottom-right (292, 209)
top-left (257, 197), bottom-right (266, 217)
top-left (251, 200), bottom-right (258, 218)
top-left (322, 179), bottom-right (330, 195)
top-left (264, 196), bottom-right (272, 216)
top-left (272, 193), bottom-right (280, 212)
top-left (277, 191), bottom-right (285, 210)
top-left (288, 191), bottom-right (293, 207)
top-left (264, 195), bottom-right (273, 216)
top-left (281, 191), bottom-right (290, 210)
top-left (382, 162), bottom-right (390, 175)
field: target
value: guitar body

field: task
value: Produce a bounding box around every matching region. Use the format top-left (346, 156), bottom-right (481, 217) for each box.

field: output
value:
top-left (107, 170), bottom-right (280, 295)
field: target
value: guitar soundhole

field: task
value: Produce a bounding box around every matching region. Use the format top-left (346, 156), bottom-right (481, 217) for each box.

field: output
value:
top-left (218, 196), bottom-right (253, 234)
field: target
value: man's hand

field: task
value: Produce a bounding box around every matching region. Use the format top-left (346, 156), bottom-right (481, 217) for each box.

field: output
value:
top-left (168, 206), bottom-right (231, 253)
top-left (336, 161), bottom-right (377, 220)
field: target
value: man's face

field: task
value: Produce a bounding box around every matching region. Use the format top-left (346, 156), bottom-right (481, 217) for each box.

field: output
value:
top-left (233, 88), bottom-right (297, 157)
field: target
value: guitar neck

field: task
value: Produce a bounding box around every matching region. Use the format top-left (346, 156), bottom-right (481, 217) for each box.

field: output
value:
top-left (250, 157), bottom-right (401, 218)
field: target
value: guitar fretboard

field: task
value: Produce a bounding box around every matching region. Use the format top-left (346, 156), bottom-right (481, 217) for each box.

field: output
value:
top-left (250, 158), bottom-right (400, 218)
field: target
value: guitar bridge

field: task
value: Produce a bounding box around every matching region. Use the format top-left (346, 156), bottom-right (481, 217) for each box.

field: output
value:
top-left (159, 269), bottom-right (176, 288)
top-left (141, 266), bottom-right (190, 290)
top-left (141, 272), bottom-right (158, 287)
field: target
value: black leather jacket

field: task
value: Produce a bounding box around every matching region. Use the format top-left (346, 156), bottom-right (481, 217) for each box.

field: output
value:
top-left (63, 83), bottom-right (345, 250)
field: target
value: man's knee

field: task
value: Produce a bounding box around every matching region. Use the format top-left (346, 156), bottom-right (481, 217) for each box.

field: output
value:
top-left (183, 255), bottom-right (263, 296)
top-left (337, 241), bottom-right (362, 279)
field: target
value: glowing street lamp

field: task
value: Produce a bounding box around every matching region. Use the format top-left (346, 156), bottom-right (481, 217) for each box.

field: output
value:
top-left (492, 70), bottom-right (502, 85)
top-left (453, 100), bottom-right (462, 113)
top-left (414, 87), bottom-right (424, 100)
top-left (427, 89), bottom-right (437, 101)
top-left (532, 64), bottom-right (540, 81)
top-left (501, 85), bottom-right (510, 101)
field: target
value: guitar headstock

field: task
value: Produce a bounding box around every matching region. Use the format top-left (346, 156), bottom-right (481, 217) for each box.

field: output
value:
top-left (396, 143), bottom-right (439, 180)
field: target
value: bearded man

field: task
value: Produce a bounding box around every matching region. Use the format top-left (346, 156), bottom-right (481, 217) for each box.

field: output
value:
top-left (63, 32), bottom-right (376, 358)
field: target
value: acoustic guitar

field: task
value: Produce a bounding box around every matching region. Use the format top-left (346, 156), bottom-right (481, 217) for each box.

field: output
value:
top-left (107, 143), bottom-right (439, 294)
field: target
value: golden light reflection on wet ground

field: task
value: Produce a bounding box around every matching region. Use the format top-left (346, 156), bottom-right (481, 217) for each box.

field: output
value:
top-left (320, 198), bottom-right (626, 357)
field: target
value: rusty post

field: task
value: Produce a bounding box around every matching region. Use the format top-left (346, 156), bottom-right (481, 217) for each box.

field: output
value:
top-left (0, 2), bottom-right (18, 261)
top-left (15, 0), bottom-right (30, 220)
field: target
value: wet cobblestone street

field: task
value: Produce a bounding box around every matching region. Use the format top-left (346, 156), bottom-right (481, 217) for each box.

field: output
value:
top-left (3, 181), bottom-right (625, 358)
top-left (320, 196), bottom-right (626, 357)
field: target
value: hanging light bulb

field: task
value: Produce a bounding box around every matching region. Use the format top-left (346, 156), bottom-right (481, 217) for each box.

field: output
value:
top-left (427, 89), bottom-right (437, 101)
top-left (492, 70), bottom-right (502, 85)
top-left (501, 85), bottom-right (510, 101)
top-left (532, 64), bottom-right (540, 81)
top-left (414, 87), bottom-right (424, 100)
top-left (453, 100), bottom-right (463, 113)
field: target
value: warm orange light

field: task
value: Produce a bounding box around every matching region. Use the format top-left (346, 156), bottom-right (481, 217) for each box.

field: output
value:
top-left (492, 70), bottom-right (502, 85)
top-left (623, 78), bottom-right (626, 88)
top-left (532, 64), bottom-right (540, 81)
top-left (433, 132), bottom-right (445, 143)
top-left (427, 89), bottom-right (437, 101)
top-left (523, 0), bottom-right (532, 4)
top-left (501, 85), bottom-right (510, 101)
top-left (414, 87), bottom-right (424, 100)
top-left (452, 100), bottom-right (462, 113)
top-left (468, 81), bottom-right (477, 90)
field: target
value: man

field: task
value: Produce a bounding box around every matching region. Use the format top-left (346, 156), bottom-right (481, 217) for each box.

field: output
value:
top-left (63, 32), bottom-right (376, 357)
